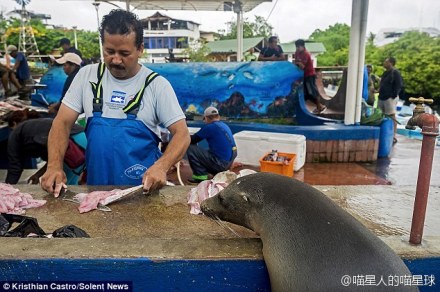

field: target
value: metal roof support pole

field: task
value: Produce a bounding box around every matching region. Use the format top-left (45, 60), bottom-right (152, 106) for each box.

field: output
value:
top-left (345, 0), bottom-right (366, 125)
top-left (354, 0), bottom-right (369, 124)
top-left (73, 26), bottom-right (78, 49)
top-left (234, 1), bottom-right (243, 62)
top-left (93, 1), bottom-right (104, 62)
top-left (19, 3), bottom-right (27, 54)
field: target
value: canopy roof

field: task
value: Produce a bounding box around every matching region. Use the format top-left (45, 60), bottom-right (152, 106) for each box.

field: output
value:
top-left (282, 41), bottom-right (326, 54)
top-left (126, 0), bottom-right (270, 12)
top-left (206, 37), bottom-right (264, 53)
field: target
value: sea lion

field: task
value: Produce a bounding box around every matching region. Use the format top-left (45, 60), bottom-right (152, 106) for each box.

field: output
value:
top-left (201, 172), bottom-right (417, 291)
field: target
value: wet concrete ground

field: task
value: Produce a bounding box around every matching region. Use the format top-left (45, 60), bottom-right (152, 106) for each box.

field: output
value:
top-left (169, 133), bottom-right (440, 187)
top-left (364, 134), bottom-right (440, 186)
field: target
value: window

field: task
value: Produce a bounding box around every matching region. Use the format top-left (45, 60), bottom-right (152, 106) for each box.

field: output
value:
top-left (144, 37), bottom-right (181, 49)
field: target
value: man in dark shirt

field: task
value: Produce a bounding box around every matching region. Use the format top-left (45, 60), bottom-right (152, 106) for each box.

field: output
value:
top-left (5, 118), bottom-right (85, 184)
top-left (186, 106), bottom-right (237, 184)
top-left (59, 38), bottom-right (82, 58)
top-left (258, 36), bottom-right (286, 61)
top-left (378, 57), bottom-right (402, 144)
top-left (48, 53), bottom-right (82, 114)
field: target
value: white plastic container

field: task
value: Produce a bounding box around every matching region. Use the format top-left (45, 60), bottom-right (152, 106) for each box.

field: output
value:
top-left (233, 131), bottom-right (306, 171)
top-left (188, 127), bottom-right (201, 135)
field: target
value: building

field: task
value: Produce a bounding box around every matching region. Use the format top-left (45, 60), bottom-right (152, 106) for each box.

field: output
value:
top-left (374, 27), bottom-right (440, 47)
top-left (206, 37), bottom-right (326, 64)
top-left (200, 31), bottom-right (220, 42)
top-left (141, 12), bottom-right (201, 63)
top-left (206, 37), bottom-right (266, 61)
top-left (281, 41), bottom-right (326, 67)
top-left (140, 12), bottom-right (326, 64)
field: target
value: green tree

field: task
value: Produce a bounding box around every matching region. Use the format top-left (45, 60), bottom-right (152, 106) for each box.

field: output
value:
top-left (183, 39), bottom-right (212, 62)
top-left (4, 17), bottom-right (100, 59)
top-left (366, 31), bottom-right (440, 102)
top-left (220, 15), bottom-right (273, 40)
top-left (309, 23), bottom-right (351, 66)
top-left (307, 23), bottom-right (440, 103)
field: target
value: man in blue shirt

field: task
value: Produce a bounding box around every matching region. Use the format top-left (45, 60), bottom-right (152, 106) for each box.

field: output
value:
top-left (7, 45), bottom-right (31, 88)
top-left (48, 53), bottom-right (82, 114)
top-left (187, 106), bottom-right (237, 184)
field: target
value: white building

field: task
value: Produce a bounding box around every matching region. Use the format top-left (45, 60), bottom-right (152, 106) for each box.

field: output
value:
top-left (374, 27), bottom-right (440, 47)
top-left (141, 12), bottom-right (200, 63)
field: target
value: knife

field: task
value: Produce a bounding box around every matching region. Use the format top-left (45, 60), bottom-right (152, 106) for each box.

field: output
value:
top-left (60, 188), bottom-right (112, 212)
top-left (99, 185), bottom-right (144, 206)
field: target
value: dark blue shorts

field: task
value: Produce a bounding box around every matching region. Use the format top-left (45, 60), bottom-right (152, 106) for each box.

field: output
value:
top-left (304, 75), bottom-right (318, 102)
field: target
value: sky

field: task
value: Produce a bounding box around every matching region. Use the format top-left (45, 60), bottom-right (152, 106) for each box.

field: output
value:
top-left (1, 0), bottom-right (440, 42)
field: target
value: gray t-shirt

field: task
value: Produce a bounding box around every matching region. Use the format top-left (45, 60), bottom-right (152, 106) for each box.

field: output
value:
top-left (62, 64), bottom-right (185, 137)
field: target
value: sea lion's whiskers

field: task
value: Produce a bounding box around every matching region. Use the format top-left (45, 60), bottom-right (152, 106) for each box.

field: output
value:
top-left (211, 214), bottom-right (241, 238)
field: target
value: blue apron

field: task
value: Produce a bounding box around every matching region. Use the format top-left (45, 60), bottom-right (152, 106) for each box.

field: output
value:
top-left (85, 63), bottom-right (162, 185)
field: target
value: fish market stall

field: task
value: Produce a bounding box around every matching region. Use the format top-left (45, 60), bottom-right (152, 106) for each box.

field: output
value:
top-left (0, 184), bottom-right (439, 290)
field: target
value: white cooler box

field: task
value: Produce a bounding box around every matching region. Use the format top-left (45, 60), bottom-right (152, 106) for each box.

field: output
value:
top-left (233, 131), bottom-right (306, 171)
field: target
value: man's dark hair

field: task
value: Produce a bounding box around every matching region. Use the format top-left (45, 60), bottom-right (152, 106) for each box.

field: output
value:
top-left (366, 64), bottom-right (372, 69)
top-left (387, 57), bottom-right (396, 66)
top-left (295, 39), bottom-right (305, 47)
top-left (100, 9), bottom-right (143, 49)
top-left (268, 36), bottom-right (278, 44)
top-left (59, 38), bottom-right (71, 46)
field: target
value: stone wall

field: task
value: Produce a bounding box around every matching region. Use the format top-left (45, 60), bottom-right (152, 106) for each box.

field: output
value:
top-left (306, 139), bottom-right (379, 162)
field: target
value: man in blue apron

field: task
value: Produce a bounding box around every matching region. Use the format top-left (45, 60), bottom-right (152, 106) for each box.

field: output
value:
top-left (40, 9), bottom-right (190, 196)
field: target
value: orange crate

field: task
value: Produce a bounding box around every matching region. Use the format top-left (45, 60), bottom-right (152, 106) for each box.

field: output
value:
top-left (259, 152), bottom-right (296, 177)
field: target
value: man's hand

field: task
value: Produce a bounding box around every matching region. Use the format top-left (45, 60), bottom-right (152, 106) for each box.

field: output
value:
top-left (40, 167), bottom-right (67, 197)
top-left (142, 119), bottom-right (189, 192)
top-left (142, 164), bottom-right (167, 193)
top-left (295, 61), bottom-right (305, 69)
top-left (48, 103), bottom-right (59, 114)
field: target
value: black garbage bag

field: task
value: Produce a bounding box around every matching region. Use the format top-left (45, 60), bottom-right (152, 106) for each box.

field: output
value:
top-left (0, 213), bottom-right (47, 237)
top-left (0, 215), bottom-right (10, 236)
top-left (52, 225), bottom-right (90, 238)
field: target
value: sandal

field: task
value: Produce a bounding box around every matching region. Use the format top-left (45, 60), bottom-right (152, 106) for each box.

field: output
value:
top-left (313, 105), bottom-right (327, 114)
top-left (393, 138), bottom-right (398, 144)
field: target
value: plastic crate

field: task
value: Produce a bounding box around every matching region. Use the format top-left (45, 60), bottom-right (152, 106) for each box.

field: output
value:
top-left (259, 152), bottom-right (296, 177)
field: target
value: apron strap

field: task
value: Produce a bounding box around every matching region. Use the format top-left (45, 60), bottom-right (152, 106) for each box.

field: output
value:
top-left (90, 62), bottom-right (106, 113)
top-left (123, 71), bottom-right (159, 115)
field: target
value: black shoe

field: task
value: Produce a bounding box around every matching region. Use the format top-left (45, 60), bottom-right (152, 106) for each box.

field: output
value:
top-left (187, 178), bottom-right (207, 185)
